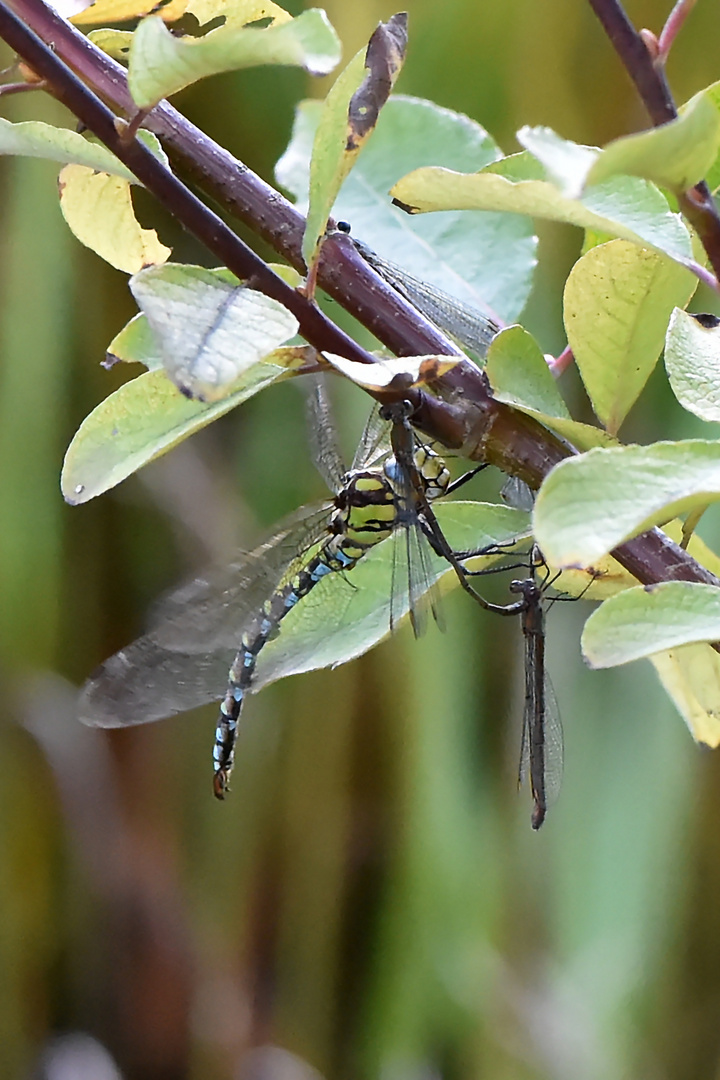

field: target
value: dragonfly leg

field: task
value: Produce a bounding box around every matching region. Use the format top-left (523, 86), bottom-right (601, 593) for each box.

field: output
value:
top-left (444, 462), bottom-right (489, 495)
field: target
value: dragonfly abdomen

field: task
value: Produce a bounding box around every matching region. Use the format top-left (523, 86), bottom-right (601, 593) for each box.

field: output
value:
top-left (213, 470), bottom-right (399, 799)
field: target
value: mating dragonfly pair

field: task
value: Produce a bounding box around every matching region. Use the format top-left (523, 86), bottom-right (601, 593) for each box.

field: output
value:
top-left (79, 383), bottom-right (562, 829)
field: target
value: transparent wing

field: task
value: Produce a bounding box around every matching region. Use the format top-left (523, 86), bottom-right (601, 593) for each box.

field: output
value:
top-left (80, 502), bottom-right (332, 727)
top-left (352, 403), bottom-right (391, 471)
top-left (253, 525), bottom-right (451, 690)
top-left (79, 638), bottom-right (237, 727)
top-left (389, 511), bottom-right (444, 637)
top-left (501, 475), bottom-right (536, 512)
top-left (81, 501), bottom-right (504, 729)
top-left (540, 674), bottom-right (564, 806)
top-left (149, 502), bottom-right (332, 650)
top-left (518, 671), bottom-right (563, 826)
top-left (353, 237), bottom-right (501, 360)
top-left (384, 410), bottom-right (446, 636)
top-left (304, 376), bottom-right (346, 494)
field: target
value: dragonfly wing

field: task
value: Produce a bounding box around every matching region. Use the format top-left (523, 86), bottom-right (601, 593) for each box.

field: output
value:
top-left (304, 377), bottom-right (346, 493)
top-left (541, 673), bottom-right (564, 807)
top-left (79, 503), bottom-right (332, 727)
top-left (389, 516), bottom-right (445, 637)
top-left (352, 404), bottom-right (391, 471)
top-left (518, 671), bottom-right (563, 826)
top-left (148, 503), bottom-right (331, 651)
top-left (79, 635), bottom-right (235, 726)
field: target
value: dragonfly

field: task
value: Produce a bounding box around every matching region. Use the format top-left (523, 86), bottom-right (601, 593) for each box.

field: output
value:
top-left (79, 383), bottom-right (483, 798)
top-left (509, 574), bottom-right (563, 830)
top-left (460, 541), bottom-right (568, 829)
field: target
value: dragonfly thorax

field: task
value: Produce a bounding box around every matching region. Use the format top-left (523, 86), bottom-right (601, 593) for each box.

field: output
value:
top-left (326, 468), bottom-right (398, 567)
top-left (412, 444), bottom-right (450, 501)
top-left (382, 447), bottom-right (450, 503)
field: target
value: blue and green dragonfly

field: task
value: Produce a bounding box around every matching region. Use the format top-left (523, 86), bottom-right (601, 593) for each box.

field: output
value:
top-left (79, 385), bottom-right (520, 797)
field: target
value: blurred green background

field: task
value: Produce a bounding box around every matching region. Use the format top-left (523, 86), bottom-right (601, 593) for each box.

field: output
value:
top-left (2, 1), bottom-right (720, 1078)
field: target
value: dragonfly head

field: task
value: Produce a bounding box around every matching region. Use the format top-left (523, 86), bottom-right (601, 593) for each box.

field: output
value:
top-left (379, 398), bottom-right (414, 425)
top-left (509, 578), bottom-right (541, 604)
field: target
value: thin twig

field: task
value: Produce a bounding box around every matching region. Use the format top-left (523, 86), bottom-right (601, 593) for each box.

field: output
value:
top-left (0, 77), bottom-right (45, 95)
top-left (587, 0), bottom-right (720, 281)
top-left (657, 0), bottom-right (698, 63)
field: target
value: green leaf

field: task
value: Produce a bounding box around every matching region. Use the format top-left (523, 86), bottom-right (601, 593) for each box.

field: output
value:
top-left (127, 8), bottom-right (341, 109)
top-left (563, 240), bottom-right (697, 434)
top-left (389, 149), bottom-right (694, 268)
top-left (254, 500), bottom-right (531, 688)
top-left (665, 308), bottom-right (720, 422)
top-left (62, 349), bottom-right (310, 504)
top-left (586, 92), bottom-right (720, 192)
top-left (582, 581), bottom-right (720, 668)
top-left (303, 15), bottom-right (407, 268)
top-left (129, 263), bottom-right (299, 400)
top-left (534, 440), bottom-right (720, 566)
top-left (106, 313), bottom-right (162, 370)
top-left (0, 118), bottom-right (136, 180)
top-left (277, 96), bottom-right (536, 324)
top-left (59, 163), bottom-right (171, 274)
top-left (486, 326), bottom-right (616, 450)
top-left (691, 81), bottom-right (720, 195)
top-left (302, 48), bottom-right (367, 268)
top-left (487, 325), bottom-right (570, 417)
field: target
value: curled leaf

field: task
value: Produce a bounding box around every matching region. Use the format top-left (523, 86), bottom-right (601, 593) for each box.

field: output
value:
top-left (323, 352), bottom-right (458, 389)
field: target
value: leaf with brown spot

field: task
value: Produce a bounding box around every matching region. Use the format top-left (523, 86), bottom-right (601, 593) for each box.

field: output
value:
top-left (345, 13), bottom-right (407, 152)
top-left (302, 13), bottom-right (408, 270)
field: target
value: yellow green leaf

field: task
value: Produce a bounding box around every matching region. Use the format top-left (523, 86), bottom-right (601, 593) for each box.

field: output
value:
top-left (186, 0), bottom-right (292, 30)
top-left (586, 92), bottom-right (720, 192)
top-left (564, 240), bottom-right (697, 434)
top-left (651, 646), bottom-right (720, 747)
top-left (62, 349), bottom-right (311, 503)
top-left (58, 163), bottom-right (171, 274)
top-left (87, 29), bottom-right (133, 62)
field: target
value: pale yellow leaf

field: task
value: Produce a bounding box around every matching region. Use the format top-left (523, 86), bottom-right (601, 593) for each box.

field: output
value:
top-left (58, 163), bottom-right (171, 274)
